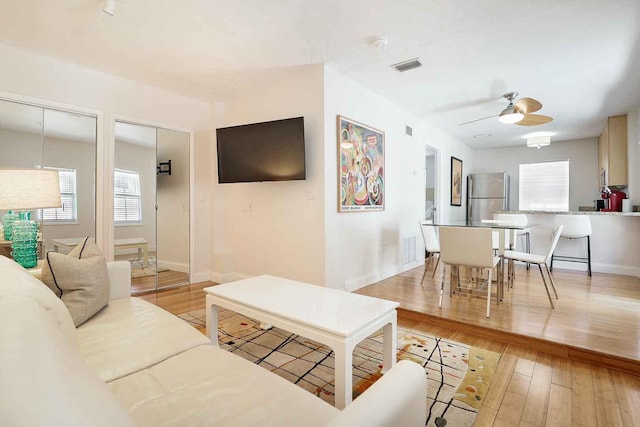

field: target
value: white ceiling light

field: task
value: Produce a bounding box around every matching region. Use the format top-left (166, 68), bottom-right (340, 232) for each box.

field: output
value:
top-left (498, 105), bottom-right (524, 124)
top-left (371, 36), bottom-right (389, 48)
top-left (103, 0), bottom-right (116, 16)
top-left (526, 135), bottom-right (551, 149)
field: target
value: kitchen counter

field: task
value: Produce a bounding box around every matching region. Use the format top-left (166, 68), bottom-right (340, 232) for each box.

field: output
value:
top-left (495, 211), bottom-right (639, 278)
top-left (498, 210), bottom-right (640, 216)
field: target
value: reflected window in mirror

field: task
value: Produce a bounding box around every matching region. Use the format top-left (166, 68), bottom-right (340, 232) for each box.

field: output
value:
top-left (38, 167), bottom-right (77, 223)
top-left (114, 169), bottom-right (142, 224)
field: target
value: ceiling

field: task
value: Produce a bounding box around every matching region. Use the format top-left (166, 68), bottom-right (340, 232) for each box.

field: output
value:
top-left (0, 0), bottom-right (638, 149)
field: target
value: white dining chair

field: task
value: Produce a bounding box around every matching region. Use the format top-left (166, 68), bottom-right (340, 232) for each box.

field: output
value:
top-left (494, 213), bottom-right (531, 281)
top-left (438, 226), bottom-right (500, 318)
top-left (504, 225), bottom-right (564, 309)
top-left (419, 221), bottom-right (440, 283)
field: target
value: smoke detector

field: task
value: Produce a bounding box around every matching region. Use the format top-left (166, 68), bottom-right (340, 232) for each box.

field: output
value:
top-left (371, 36), bottom-right (389, 48)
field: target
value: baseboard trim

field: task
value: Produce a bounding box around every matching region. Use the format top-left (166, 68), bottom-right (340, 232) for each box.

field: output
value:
top-left (157, 260), bottom-right (188, 273)
top-left (344, 261), bottom-right (424, 292)
top-left (550, 260), bottom-right (639, 277)
top-left (398, 308), bottom-right (640, 376)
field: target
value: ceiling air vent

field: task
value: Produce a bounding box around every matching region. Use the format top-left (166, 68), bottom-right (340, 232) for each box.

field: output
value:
top-left (405, 125), bottom-right (413, 136)
top-left (392, 58), bottom-right (422, 72)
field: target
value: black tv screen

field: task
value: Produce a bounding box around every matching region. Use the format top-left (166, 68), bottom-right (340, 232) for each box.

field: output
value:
top-left (216, 117), bottom-right (306, 183)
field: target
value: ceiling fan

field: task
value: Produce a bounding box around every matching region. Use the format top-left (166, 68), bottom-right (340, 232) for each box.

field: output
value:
top-left (459, 92), bottom-right (553, 126)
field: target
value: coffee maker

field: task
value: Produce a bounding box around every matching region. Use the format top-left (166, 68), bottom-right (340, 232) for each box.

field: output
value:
top-left (600, 186), bottom-right (627, 212)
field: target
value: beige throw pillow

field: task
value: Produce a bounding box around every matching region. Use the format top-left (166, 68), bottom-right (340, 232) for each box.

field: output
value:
top-left (41, 238), bottom-right (102, 297)
top-left (46, 253), bottom-right (110, 327)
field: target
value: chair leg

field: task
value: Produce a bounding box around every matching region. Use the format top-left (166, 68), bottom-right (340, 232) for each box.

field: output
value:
top-left (486, 268), bottom-right (492, 318)
top-left (439, 265), bottom-right (445, 308)
top-left (550, 253), bottom-right (554, 272)
top-left (587, 236), bottom-right (592, 277)
top-left (526, 232), bottom-right (531, 271)
top-left (431, 256), bottom-right (440, 279)
top-left (538, 263), bottom-right (555, 309)
top-left (420, 263), bottom-right (428, 287)
top-left (544, 263), bottom-right (559, 299)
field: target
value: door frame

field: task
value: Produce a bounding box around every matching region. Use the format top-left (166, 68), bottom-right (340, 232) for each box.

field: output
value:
top-left (425, 144), bottom-right (440, 224)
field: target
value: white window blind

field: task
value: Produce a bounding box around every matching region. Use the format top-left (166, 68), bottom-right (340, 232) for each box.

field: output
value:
top-left (114, 169), bottom-right (142, 223)
top-left (519, 161), bottom-right (569, 212)
top-left (39, 168), bottom-right (77, 222)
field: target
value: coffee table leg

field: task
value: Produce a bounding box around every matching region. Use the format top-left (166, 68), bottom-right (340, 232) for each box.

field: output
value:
top-left (333, 341), bottom-right (353, 410)
top-left (381, 313), bottom-right (397, 373)
top-left (205, 295), bottom-right (219, 346)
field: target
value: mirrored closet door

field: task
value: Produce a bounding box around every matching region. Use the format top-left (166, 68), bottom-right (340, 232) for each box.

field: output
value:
top-left (0, 98), bottom-right (97, 260)
top-left (114, 121), bottom-right (190, 294)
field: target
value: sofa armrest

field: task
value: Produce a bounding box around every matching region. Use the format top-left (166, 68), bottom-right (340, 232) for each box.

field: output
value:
top-left (326, 360), bottom-right (426, 427)
top-left (107, 261), bottom-right (131, 300)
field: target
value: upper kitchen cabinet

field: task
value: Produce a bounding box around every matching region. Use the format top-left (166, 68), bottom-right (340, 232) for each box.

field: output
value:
top-left (598, 114), bottom-right (627, 188)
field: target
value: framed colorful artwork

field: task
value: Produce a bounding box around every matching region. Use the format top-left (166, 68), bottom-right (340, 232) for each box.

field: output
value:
top-left (337, 116), bottom-right (385, 212)
top-left (450, 156), bottom-right (463, 206)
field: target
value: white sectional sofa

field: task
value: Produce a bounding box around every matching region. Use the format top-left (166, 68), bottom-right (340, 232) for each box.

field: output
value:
top-left (0, 256), bottom-right (427, 426)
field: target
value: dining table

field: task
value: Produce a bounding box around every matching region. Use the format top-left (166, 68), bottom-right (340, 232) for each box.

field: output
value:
top-left (432, 219), bottom-right (536, 301)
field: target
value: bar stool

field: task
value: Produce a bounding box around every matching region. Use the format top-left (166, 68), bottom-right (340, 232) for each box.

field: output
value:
top-left (550, 215), bottom-right (592, 276)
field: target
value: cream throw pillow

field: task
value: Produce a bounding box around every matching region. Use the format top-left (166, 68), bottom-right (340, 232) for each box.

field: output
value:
top-left (46, 253), bottom-right (111, 327)
top-left (41, 237), bottom-right (102, 297)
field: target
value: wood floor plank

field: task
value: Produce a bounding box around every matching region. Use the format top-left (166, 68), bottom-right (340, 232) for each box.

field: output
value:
top-left (484, 353), bottom-right (518, 410)
top-left (592, 366), bottom-right (618, 402)
top-left (546, 384), bottom-right (571, 427)
top-left (495, 372), bottom-right (531, 425)
top-left (552, 356), bottom-right (573, 388)
top-left (474, 406), bottom-right (497, 427)
top-left (595, 397), bottom-right (624, 427)
top-left (521, 353), bottom-right (554, 425)
top-left (515, 347), bottom-right (538, 377)
top-left (611, 370), bottom-right (640, 427)
top-left (572, 361), bottom-right (597, 427)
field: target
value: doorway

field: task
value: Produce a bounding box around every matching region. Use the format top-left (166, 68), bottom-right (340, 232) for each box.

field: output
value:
top-left (425, 145), bottom-right (439, 222)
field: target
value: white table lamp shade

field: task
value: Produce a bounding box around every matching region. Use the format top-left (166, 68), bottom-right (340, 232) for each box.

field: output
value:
top-left (0, 169), bottom-right (62, 210)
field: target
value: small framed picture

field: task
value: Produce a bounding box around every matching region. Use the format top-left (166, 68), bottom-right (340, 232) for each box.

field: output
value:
top-left (450, 156), bottom-right (463, 206)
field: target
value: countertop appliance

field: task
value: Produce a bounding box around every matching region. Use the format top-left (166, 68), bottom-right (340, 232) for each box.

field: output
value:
top-left (467, 172), bottom-right (510, 224)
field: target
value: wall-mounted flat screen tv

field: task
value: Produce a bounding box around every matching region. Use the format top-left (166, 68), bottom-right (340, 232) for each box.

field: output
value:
top-left (216, 116), bottom-right (306, 183)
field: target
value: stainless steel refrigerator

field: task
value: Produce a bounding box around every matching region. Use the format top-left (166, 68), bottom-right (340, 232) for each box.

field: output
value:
top-left (467, 172), bottom-right (510, 224)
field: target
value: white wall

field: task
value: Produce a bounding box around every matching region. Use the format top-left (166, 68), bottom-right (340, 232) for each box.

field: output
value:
top-left (323, 67), bottom-right (472, 291)
top-left (471, 138), bottom-right (599, 211)
top-left (210, 65), bottom-right (326, 285)
top-left (0, 44), bottom-right (212, 281)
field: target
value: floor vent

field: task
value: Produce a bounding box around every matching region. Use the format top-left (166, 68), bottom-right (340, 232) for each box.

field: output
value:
top-left (402, 236), bottom-right (417, 264)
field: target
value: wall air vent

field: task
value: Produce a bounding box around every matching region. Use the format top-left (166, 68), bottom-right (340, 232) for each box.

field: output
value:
top-left (405, 125), bottom-right (413, 136)
top-left (392, 58), bottom-right (422, 72)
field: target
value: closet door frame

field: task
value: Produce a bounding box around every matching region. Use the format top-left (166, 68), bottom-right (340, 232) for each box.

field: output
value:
top-left (0, 90), bottom-right (103, 250)
top-left (108, 114), bottom-right (195, 285)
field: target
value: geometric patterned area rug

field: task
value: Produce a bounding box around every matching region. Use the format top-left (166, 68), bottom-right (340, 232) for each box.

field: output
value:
top-left (178, 308), bottom-right (501, 427)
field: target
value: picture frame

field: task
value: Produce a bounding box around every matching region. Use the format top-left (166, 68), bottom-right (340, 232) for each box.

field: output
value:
top-left (337, 115), bottom-right (385, 212)
top-left (450, 156), bottom-right (463, 206)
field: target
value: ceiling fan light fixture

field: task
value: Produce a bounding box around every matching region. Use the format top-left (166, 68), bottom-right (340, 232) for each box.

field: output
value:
top-left (498, 107), bottom-right (524, 124)
top-left (527, 135), bottom-right (551, 149)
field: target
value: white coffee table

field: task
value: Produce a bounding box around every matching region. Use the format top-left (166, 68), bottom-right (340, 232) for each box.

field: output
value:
top-left (204, 275), bottom-right (399, 409)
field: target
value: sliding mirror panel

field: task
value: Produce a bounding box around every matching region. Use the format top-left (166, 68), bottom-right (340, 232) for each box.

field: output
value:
top-left (114, 121), bottom-right (158, 293)
top-left (115, 121), bottom-right (190, 293)
top-left (0, 98), bottom-right (97, 261)
top-left (156, 127), bottom-right (190, 288)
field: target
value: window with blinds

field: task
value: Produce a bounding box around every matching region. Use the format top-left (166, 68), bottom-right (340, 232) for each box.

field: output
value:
top-left (519, 160), bottom-right (569, 211)
top-left (39, 168), bottom-right (77, 222)
top-left (114, 169), bottom-right (142, 224)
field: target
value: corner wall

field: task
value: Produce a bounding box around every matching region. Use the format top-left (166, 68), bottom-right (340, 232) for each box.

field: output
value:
top-left (323, 67), bottom-right (472, 290)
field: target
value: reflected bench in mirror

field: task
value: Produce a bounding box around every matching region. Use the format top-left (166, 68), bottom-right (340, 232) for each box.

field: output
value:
top-left (52, 237), bottom-right (149, 267)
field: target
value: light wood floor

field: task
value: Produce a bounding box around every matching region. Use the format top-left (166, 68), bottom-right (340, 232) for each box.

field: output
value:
top-left (131, 270), bottom-right (189, 294)
top-left (357, 262), bottom-right (640, 373)
top-left (139, 269), bottom-right (640, 427)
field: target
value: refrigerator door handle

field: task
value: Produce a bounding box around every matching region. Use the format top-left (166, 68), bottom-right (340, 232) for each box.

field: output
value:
top-left (468, 175), bottom-right (473, 199)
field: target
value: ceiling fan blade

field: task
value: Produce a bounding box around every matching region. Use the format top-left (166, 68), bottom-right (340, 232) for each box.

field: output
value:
top-left (514, 97), bottom-right (542, 114)
top-left (515, 114), bottom-right (553, 126)
top-left (458, 113), bottom-right (499, 126)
